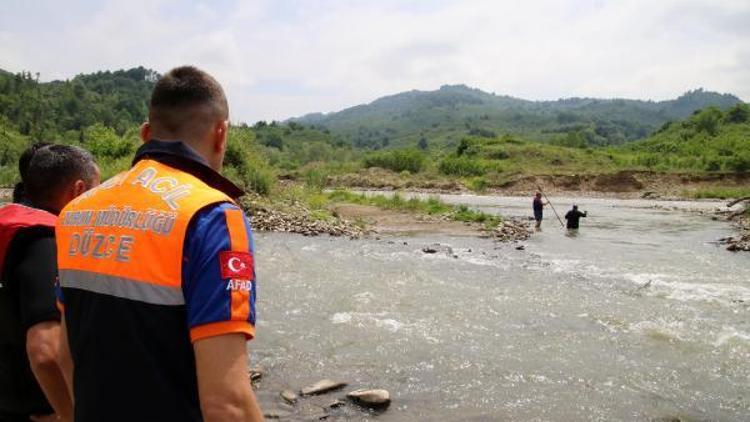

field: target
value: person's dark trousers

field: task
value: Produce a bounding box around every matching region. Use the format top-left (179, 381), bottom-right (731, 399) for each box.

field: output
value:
top-left (0, 412), bottom-right (32, 422)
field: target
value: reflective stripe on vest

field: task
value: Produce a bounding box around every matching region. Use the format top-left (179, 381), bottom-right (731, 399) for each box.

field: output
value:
top-left (225, 208), bottom-right (252, 320)
top-left (0, 204), bottom-right (57, 275)
top-left (56, 159), bottom-right (235, 305)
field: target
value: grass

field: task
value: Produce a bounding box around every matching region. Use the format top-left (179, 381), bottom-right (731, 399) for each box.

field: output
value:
top-left (683, 186), bottom-right (750, 200)
top-left (326, 189), bottom-right (502, 228)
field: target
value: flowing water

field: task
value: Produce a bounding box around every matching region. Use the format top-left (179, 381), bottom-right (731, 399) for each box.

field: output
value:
top-left (251, 195), bottom-right (749, 421)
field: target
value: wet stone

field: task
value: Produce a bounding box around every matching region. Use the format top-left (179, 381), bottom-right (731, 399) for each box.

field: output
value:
top-left (281, 389), bottom-right (298, 404)
top-left (249, 366), bottom-right (264, 382)
top-left (301, 379), bottom-right (348, 396)
top-left (346, 389), bottom-right (391, 409)
top-left (264, 409), bottom-right (292, 419)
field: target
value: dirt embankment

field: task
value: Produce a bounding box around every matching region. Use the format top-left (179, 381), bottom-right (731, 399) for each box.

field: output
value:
top-left (330, 169), bottom-right (750, 200)
top-left (497, 171), bottom-right (750, 198)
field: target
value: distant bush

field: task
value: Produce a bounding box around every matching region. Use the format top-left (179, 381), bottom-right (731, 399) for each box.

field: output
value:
top-left (0, 122), bottom-right (27, 167)
top-left (725, 104), bottom-right (750, 124)
top-left (725, 153), bottom-right (750, 173)
top-left (482, 145), bottom-right (509, 160)
top-left (363, 148), bottom-right (425, 173)
top-left (303, 167), bottom-right (329, 191)
top-left (83, 123), bottom-right (137, 159)
top-left (468, 177), bottom-right (488, 192)
top-left (704, 158), bottom-right (722, 172)
top-left (687, 186), bottom-right (750, 199)
top-left (457, 138), bottom-right (471, 156)
top-left (224, 128), bottom-right (275, 195)
top-left (439, 156), bottom-right (486, 176)
top-left (692, 107), bottom-right (722, 136)
top-left (468, 127), bottom-right (496, 138)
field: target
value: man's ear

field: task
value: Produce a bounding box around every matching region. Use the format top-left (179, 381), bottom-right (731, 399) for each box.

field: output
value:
top-left (73, 179), bottom-right (87, 198)
top-left (214, 120), bottom-right (229, 153)
top-left (140, 122), bottom-right (151, 143)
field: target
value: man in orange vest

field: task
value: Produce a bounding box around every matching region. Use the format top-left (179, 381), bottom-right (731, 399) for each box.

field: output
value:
top-left (1, 144), bottom-right (99, 422)
top-left (56, 66), bottom-right (263, 421)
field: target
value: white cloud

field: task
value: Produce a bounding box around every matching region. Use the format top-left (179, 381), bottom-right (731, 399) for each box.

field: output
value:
top-left (1, 0), bottom-right (748, 122)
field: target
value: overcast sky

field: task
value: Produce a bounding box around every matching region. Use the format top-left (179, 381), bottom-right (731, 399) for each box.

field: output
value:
top-left (1, 0), bottom-right (748, 123)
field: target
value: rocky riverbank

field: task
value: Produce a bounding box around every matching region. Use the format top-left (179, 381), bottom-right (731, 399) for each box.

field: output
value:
top-left (718, 205), bottom-right (750, 251)
top-left (241, 196), bottom-right (367, 238)
top-left (241, 193), bottom-right (531, 242)
top-left (249, 368), bottom-right (392, 421)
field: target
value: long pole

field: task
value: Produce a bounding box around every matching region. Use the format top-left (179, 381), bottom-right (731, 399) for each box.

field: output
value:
top-left (537, 185), bottom-right (564, 228)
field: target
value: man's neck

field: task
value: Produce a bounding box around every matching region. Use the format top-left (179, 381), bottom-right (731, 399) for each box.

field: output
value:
top-left (28, 201), bottom-right (60, 216)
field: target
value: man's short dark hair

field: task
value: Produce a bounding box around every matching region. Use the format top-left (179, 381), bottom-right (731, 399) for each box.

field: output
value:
top-left (149, 66), bottom-right (228, 138)
top-left (13, 142), bottom-right (52, 203)
top-left (25, 144), bottom-right (97, 206)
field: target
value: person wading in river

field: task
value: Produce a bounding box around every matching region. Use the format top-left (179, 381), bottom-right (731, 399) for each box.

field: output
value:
top-left (564, 205), bottom-right (588, 230)
top-left (55, 66), bottom-right (263, 421)
top-left (1, 144), bottom-right (99, 422)
top-left (532, 192), bottom-right (548, 230)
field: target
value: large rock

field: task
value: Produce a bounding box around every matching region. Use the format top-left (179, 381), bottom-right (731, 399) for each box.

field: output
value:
top-left (300, 379), bottom-right (348, 396)
top-left (346, 389), bottom-right (391, 408)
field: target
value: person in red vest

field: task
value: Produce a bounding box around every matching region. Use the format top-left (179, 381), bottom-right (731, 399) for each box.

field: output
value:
top-left (56, 66), bottom-right (263, 421)
top-left (0, 144), bottom-right (99, 422)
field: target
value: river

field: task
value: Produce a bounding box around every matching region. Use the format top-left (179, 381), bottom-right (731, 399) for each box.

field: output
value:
top-left (251, 194), bottom-right (749, 421)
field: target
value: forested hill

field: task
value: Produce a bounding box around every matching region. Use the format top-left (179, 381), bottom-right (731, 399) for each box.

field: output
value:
top-left (0, 67), bottom-right (157, 139)
top-left (292, 85), bottom-right (744, 149)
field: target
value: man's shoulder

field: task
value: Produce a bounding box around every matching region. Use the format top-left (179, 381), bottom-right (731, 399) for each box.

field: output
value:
top-left (187, 202), bottom-right (249, 242)
top-left (192, 202), bottom-right (244, 225)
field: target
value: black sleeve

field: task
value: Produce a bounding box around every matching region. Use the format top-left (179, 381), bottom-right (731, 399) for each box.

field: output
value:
top-left (12, 236), bottom-right (60, 331)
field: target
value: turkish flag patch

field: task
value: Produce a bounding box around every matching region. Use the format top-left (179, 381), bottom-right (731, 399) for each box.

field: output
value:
top-left (219, 251), bottom-right (254, 280)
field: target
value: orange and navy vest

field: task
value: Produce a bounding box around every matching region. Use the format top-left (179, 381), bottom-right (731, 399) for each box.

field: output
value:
top-left (55, 158), bottom-right (239, 421)
top-left (57, 158), bottom-right (234, 302)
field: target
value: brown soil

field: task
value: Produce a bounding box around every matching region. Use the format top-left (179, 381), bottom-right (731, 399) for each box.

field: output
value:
top-left (333, 204), bottom-right (483, 237)
top-left (498, 171), bottom-right (750, 198)
top-left (330, 170), bottom-right (750, 200)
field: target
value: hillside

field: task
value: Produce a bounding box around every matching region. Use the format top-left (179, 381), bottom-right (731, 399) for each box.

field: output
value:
top-left (0, 67), bottom-right (157, 139)
top-left (624, 104), bottom-right (750, 172)
top-left (293, 85), bottom-right (743, 149)
top-left (1, 66), bottom-right (748, 201)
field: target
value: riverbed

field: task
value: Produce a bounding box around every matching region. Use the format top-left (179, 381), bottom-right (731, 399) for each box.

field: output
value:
top-left (251, 195), bottom-right (749, 421)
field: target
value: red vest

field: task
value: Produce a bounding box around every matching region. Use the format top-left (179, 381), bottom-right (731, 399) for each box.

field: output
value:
top-left (0, 204), bottom-right (57, 275)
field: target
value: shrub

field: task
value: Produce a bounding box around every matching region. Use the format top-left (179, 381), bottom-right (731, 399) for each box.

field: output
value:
top-left (83, 123), bottom-right (136, 159)
top-left (692, 107), bottom-right (722, 136)
top-left (468, 127), bottom-right (496, 138)
top-left (304, 167), bottom-right (328, 191)
top-left (224, 128), bottom-right (275, 195)
top-left (468, 177), bottom-right (488, 192)
top-left (725, 104), bottom-right (750, 124)
top-left (704, 157), bottom-right (722, 172)
top-left (725, 153), bottom-right (750, 173)
top-left (0, 124), bottom-right (27, 167)
top-left (363, 148), bottom-right (425, 173)
top-left (439, 156), bottom-right (486, 176)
